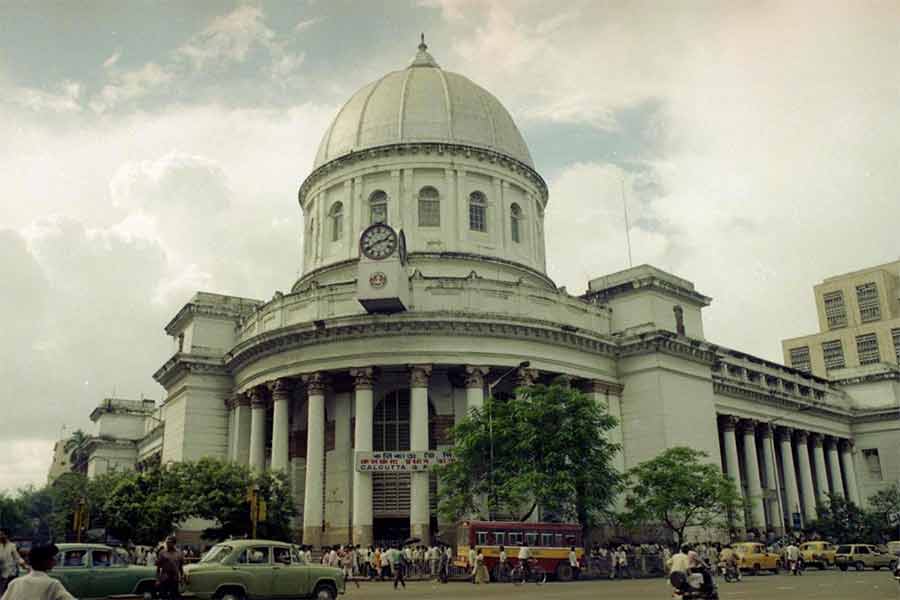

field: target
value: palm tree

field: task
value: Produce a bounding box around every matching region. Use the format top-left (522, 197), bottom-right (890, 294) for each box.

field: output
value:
top-left (64, 430), bottom-right (91, 474)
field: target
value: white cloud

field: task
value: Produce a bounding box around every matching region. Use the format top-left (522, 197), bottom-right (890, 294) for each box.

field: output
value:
top-left (103, 50), bottom-right (121, 69)
top-left (179, 5), bottom-right (274, 70)
top-left (294, 16), bottom-right (325, 32)
top-left (90, 61), bottom-right (174, 113)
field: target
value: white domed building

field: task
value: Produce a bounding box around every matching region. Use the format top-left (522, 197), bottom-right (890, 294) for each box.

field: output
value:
top-left (141, 40), bottom-right (898, 547)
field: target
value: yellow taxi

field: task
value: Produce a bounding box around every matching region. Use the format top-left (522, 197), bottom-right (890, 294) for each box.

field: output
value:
top-left (799, 541), bottom-right (836, 569)
top-left (732, 542), bottom-right (780, 574)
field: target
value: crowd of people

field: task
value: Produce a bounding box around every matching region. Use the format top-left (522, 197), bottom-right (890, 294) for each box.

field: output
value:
top-left (313, 543), bottom-right (456, 587)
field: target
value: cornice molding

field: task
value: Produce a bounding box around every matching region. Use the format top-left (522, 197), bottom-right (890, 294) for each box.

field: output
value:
top-left (226, 314), bottom-right (619, 372)
top-left (153, 352), bottom-right (230, 389)
top-left (712, 378), bottom-right (852, 421)
top-left (616, 332), bottom-right (718, 365)
top-left (164, 298), bottom-right (261, 336)
top-left (584, 276), bottom-right (712, 307)
top-left (298, 141), bottom-right (549, 207)
top-left (830, 370), bottom-right (900, 387)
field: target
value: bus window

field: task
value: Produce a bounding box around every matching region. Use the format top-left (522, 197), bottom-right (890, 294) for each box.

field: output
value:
top-left (458, 524), bottom-right (470, 547)
top-left (495, 532), bottom-right (506, 545)
top-left (476, 531), bottom-right (488, 546)
top-left (526, 533), bottom-right (538, 547)
top-left (509, 532), bottom-right (522, 545)
top-left (541, 533), bottom-right (553, 547)
top-left (555, 534), bottom-right (564, 547)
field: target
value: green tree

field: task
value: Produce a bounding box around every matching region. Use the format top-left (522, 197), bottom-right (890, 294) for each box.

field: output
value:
top-left (436, 379), bottom-right (622, 536)
top-left (63, 430), bottom-right (91, 474)
top-left (0, 493), bottom-right (27, 537)
top-left (867, 484), bottom-right (900, 540)
top-left (622, 446), bottom-right (741, 546)
top-left (811, 494), bottom-right (876, 542)
top-left (97, 467), bottom-right (189, 545)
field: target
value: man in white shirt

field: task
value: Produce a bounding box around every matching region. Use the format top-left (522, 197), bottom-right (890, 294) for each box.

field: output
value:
top-left (568, 546), bottom-right (580, 579)
top-left (785, 543), bottom-right (801, 575)
top-left (0, 531), bottom-right (25, 596)
top-left (517, 543), bottom-right (532, 580)
top-left (1, 544), bottom-right (73, 600)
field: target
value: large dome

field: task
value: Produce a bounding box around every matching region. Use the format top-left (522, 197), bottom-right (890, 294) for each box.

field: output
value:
top-left (313, 39), bottom-right (534, 170)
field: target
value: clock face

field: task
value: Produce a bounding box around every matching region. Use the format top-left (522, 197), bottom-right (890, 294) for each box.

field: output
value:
top-left (360, 223), bottom-right (398, 260)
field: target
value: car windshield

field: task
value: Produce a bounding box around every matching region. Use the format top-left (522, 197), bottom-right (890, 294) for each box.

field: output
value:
top-left (200, 545), bottom-right (233, 564)
top-left (836, 545), bottom-right (851, 554)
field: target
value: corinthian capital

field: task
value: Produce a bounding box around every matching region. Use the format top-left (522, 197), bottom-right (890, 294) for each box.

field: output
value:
top-left (409, 364), bottom-right (432, 388)
top-left (350, 367), bottom-right (376, 390)
top-left (302, 372), bottom-right (330, 396)
top-left (514, 367), bottom-right (539, 387)
top-left (249, 386), bottom-right (269, 409)
top-left (463, 366), bottom-right (489, 389)
top-left (268, 378), bottom-right (295, 399)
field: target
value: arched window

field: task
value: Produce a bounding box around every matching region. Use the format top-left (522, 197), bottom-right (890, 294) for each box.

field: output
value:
top-left (469, 191), bottom-right (487, 232)
top-left (329, 201), bottom-right (343, 242)
top-left (510, 202), bottom-right (522, 243)
top-left (369, 190), bottom-right (388, 225)
top-left (418, 186), bottom-right (440, 227)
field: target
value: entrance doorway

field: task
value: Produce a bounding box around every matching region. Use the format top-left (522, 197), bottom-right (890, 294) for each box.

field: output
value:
top-left (374, 517), bottom-right (409, 549)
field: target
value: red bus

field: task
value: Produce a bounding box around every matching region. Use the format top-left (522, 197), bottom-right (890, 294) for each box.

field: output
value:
top-left (456, 520), bottom-right (583, 581)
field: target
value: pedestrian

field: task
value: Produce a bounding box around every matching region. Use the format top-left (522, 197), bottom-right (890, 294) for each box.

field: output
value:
top-left (380, 547), bottom-right (391, 580)
top-left (468, 545), bottom-right (476, 581)
top-left (155, 535), bottom-right (184, 600)
top-left (438, 546), bottom-right (450, 583)
top-left (391, 545), bottom-right (406, 589)
top-left (0, 530), bottom-right (26, 596)
top-left (615, 545), bottom-right (630, 579)
top-left (499, 545), bottom-right (508, 579)
top-left (473, 548), bottom-right (489, 584)
top-left (569, 546), bottom-right (580, 579)
top-left (0, 543), bottom-right (73, 600)
top-left (785, 542), bottom-right (800, 575)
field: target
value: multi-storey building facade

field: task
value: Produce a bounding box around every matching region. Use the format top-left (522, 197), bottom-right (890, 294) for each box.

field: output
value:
top-left (69, 41), bottom-right (898, 546)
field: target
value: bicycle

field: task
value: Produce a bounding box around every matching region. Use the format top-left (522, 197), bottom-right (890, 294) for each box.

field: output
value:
top-left (511, 560), bottom-right (547, 585)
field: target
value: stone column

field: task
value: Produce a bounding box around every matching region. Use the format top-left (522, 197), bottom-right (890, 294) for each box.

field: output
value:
top-left (840, 440), bottom-right (861, 505)
top-left (758, 423), bottom-right (782, 531)
top-left (739, 420), bottom-right (766, 529)
top-left (776, 427), bottom-right (802, 528)
top-left (464, 366), bottom-right (489, 413)
top-left (231, 393), bottom-right (252, 466)
top-left (810, 433), bottom-right (830, 504)
top-left (825, 437), bottom-right (845, 498)
top-left (269, 378), bottom-right (293, 473)
top-left (409, 364), bottom-right (432, 542)
top-left (248, 387), bottom-right (268, 472)
top-left (302, 372), bottom-right (328, 547)
top-left (794, 430), bottom-right (817, 522)
top-left (720, 416), bottom-right (745, 529)
top-left (514, 367), bottom-right (539, 395)
top-left (351, 367), bottom-right (376, 547)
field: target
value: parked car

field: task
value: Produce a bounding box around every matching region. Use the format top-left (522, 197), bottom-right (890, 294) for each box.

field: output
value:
top-left (732, 542), bottom-right (780, 574)
top-left (886, 540), bottom-right (900, 557)
top-left (834, 544), bottom-right (897, 571)
top-left (183, 539), bottom-right (345, 600)
top-left (50, 543), bottom-right (157, 599)
top-left (799, 541), bottom-right (836, 569)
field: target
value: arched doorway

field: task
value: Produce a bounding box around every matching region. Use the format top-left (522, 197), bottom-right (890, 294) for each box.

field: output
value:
top-left (372, 389), bottom-right (439, 547)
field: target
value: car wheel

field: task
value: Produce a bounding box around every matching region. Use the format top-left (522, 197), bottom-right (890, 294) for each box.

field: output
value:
top-left (753, 563), bottom-right (761, 576)
top-left (890, 560), bottom-right (898, 571)
top-left (217, 590), bottom-right (246, 600)
top-left (855, 561), bottom-right (866, 571)
top-left (555, 563), bottom-right (573, 582)
top-left (838, 564), bottom-right (847, 571)
top-left (315, 583), bottom-right (337, 600)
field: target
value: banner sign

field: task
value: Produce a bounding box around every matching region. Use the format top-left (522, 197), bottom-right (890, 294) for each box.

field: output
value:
top-left (355, 450), bottom-right (454, 472)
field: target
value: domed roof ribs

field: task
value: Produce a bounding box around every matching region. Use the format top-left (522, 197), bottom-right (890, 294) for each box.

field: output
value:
top-left (355, 73), bottom-right (391, 149)
top-left (324, 83), bottom-right (360, 160)
top-left (475, 85), bottom-right (498, 150)
top-left (436, 68), bottom-right (454, 140)
top-left (398, 66), bottom-right (414, 140)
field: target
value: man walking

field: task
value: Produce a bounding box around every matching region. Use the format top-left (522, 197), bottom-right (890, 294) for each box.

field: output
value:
top-left (0, 543), bottom-right (73, 600)
top-left (0, 530), bottom-right (25, 596)
top-left (155, 536), bottom-right (184, 599)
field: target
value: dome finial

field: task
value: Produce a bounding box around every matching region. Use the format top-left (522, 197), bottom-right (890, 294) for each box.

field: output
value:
top-left (409, 32), bottom-right (439, 68)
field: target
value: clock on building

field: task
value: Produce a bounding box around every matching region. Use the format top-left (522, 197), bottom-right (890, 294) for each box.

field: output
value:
top-left (360, 223), bottom-right (398, 260)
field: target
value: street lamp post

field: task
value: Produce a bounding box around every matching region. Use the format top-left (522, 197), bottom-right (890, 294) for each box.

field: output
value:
top-left (484, 361), bottom-right (530, 521)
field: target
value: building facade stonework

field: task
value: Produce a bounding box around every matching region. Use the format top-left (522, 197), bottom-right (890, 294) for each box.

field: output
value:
top-left (68, 41), bottom-right (899, 546)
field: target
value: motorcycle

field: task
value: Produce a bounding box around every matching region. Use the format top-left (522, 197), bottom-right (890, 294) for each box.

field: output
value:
top-left (717, 561), bottom-right (740, 583)
top-left (669, 564), bottom-right (719, 600)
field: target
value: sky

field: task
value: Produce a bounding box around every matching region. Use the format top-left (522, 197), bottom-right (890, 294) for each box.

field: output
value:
top-left (2, 0), bottom-right (899, 492)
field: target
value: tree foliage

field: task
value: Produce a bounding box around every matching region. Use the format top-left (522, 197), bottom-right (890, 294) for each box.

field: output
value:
top-left (436, 379), bottom-right (622, 534)
top-left (811, 494), bottom-right (879, 542)
top-left (2, 459), bottom-right (296, 545)
top-left (622, 446), bottom-right (741, 545)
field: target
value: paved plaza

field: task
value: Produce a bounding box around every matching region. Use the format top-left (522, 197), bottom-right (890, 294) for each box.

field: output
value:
top-left (335, 570), bottom-right (898, 599)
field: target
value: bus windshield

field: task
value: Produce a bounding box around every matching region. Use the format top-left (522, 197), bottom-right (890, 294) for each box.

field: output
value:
top-left (457, 525), bottom-right (470, 547)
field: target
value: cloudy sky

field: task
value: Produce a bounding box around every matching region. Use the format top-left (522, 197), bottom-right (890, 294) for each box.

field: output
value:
top-left (2, 0), bottom-right (899, 492)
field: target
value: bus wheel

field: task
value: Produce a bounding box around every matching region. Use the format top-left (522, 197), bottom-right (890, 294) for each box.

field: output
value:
top-left (556, 563), bottom-right (573, 582)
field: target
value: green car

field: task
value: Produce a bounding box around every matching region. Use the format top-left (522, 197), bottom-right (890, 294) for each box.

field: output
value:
top-left (50, 543), bottom-right (157, 599)
top-left (184, 539), bottom-right (345, 600)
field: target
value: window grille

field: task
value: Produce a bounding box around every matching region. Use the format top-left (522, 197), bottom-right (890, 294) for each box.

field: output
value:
top-left (892, 328), bottom-right (900, 363)
top-left (541, 533), bottom-right (553, 547)
top-left (329, 202), bottom-right (343, 242)
top-left (369, 190), bottom-right (388, 224)
top-left (469, 191), bottom-right (487, 232)
top-left (863, 448), bottom-right (883, 480)
top-left (525, 533), bottom-right (538, 547)
top-left (510, 203), bottom-right (522, 243)
top-left (476, 532), bottom-right (488, 546)
top-left (418, 187), bottom-right (440, 227)
top-left (822, 340), bottom-right (845, 370)
top-left (823, 291), bottom-right (847, 329)
top-left (856, 282), bottom-right (881, 322)
top-left (495, 532), bottom-right (506, 545)
top-left (789, 346), bottom-right (811, 372)
top-left (856, 333), bottom-right (880, 365)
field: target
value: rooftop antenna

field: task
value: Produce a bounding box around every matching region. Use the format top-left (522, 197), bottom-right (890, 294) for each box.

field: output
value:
top-left (621, 173), bottom-right (633, 268)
